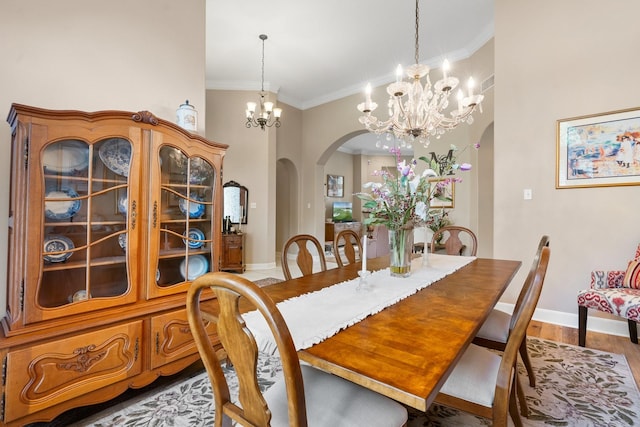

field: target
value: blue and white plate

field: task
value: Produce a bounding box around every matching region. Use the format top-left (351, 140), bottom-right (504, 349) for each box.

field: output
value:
top-left (42, 140), bottom-right (89, 175)
top-left (45, 186), bottom-right (82, 220)
top-left (117, 192), bottom-right (127, 215)
top-left (99, 138), bottom-right (132, 177)
top-left (178, 193), bottom-right (205, 218)
top-left (183, 227), bottom-right (205, 249)
top-left (179, 255), bottom-right (208, 281)
top-left (43, 235), bottom-right (74, 263)
top-left (118, 233), bottom-right (127, 251)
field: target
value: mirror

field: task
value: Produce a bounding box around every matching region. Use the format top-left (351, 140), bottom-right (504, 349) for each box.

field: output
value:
top-left (223, 180), bottom-right (248, 224)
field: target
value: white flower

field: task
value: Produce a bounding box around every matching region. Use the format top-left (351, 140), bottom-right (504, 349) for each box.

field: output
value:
top-left (415, 201), bottom-right (428, 221)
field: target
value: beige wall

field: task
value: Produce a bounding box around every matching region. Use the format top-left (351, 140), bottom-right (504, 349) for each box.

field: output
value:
top-left (495, 0), bottom-right (640, 333)
top-left (206, 90), bottom-right (281, 268)
top-left (0, 0), bottom-right (206, 317)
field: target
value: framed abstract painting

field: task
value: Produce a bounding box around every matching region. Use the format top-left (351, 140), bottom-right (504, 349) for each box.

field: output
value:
top-left (557, 107), bottom-right (640, 188)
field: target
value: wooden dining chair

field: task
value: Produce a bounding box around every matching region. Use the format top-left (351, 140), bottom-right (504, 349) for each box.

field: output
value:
top-left (433, 246), bottom-right (550, 427)
top-left (186, 272), bottom-right (408, 427)
top-left (430, 225), bottom-right (478, 256)
top-left (473, 235), bottom-right (550, 388)
top-left (333, 229), bottom-right (362, 267)
top-left (281, 234), bottom-right (328, 280)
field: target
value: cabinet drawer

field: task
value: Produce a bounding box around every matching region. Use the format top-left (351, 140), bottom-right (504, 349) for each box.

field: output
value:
top-left (4, 321), bottom-right (143, 422)
top-left (150, 307), bottom-right (218, 369)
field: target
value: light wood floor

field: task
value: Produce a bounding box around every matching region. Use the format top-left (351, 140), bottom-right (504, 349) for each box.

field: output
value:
top-left (527, 320), bottom-right (640, 391)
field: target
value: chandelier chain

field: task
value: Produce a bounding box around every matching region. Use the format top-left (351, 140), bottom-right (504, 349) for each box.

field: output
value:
top-left (260, 35), bottom-right (265, 92)
top-left (414, 0), bottom-right (420, 65)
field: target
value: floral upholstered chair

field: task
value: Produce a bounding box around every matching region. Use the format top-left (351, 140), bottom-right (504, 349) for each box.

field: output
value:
top-left (577, 243), bottom-right (640, 346)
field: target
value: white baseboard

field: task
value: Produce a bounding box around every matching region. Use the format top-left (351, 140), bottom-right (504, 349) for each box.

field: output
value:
top-left (495, 302), bottom-right (631, 338)
top-left (245, 261), bottom-right (277, 271)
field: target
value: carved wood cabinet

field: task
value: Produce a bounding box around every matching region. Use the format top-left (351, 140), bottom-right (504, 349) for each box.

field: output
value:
top-left (0, 104), bottom-right (227, 425)
top-left (220, 233), bottom-right (245, 273)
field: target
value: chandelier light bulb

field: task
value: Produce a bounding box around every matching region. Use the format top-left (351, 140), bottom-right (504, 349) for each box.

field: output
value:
top-left (467, 77), bottom-right (475, 97)
top-left (442, 59), bottom-right (450, 80)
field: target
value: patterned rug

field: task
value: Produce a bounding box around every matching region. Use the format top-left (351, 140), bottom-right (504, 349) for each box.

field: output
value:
top-left (74, 338), bottom-right (640, 426)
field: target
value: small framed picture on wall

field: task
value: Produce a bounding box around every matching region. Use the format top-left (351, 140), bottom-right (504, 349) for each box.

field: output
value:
top-left (429, 178), bottom-right (455, 208)
top-left (327, 174), bottom-right (344, 197)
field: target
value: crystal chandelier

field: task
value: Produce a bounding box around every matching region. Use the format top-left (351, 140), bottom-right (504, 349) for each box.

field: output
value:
top-left (357, 0), bottom-right (483, 147)
top-left (246, 34), bottom-right (282, 130)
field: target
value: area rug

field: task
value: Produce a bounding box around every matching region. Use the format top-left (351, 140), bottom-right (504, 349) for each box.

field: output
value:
top-left (74, 338), bottom-right (640, 426)
top-left (253, 277), bottom-right (283, 287)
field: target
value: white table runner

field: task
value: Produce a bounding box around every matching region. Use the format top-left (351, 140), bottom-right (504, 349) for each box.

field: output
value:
top-left (242, 254), bottom-right (476, 355)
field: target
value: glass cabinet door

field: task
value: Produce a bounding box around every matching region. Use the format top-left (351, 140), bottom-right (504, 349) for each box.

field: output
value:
top-left (150, 146), bottom-right (216, 296)
top-left (38, 137), bottom-right (136, 314)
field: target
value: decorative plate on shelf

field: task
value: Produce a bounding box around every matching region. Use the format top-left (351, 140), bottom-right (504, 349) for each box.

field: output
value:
top-left (183, 228), bottom-right (205, 249)
top-left (43, 235), bottom-right (74, 263)
top-left (179, 255), bottom-right (208, 281)
top-left (118, 233), bottom-right (127, 251)
top-left (44, 186), bottom-right (82, 220)
top-left (42, 140), bottom-right (89, 175)
top-left (178, 193), bottom-right (205, 218)
top-left (117, 192), bottom-right (127, 215)
top-left (99, 138), bottom-right (132, 177)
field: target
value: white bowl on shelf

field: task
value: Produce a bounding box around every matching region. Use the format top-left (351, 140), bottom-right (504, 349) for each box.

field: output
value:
top-left (179, 255), bottom-right (208, 281)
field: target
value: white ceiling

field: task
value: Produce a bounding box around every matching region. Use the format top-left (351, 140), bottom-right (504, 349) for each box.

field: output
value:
top-left (206, 0), bottom-right (494, 154)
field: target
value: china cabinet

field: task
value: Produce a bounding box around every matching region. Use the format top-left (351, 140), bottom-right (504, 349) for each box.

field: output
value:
top-left (0, 104), bottom-right (227, 425)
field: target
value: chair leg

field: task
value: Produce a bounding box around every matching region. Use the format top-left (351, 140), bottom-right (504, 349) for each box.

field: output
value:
top-left (578, 306), bottom-right (588, 347)
top-left (519, 334), bottom-right (535, 387)
top-left (508, 375), bottom-right (524, 427)
top-left (628, 319), bottom-right (638, 344)
top-left (515, 369), bottom-right (529, 418)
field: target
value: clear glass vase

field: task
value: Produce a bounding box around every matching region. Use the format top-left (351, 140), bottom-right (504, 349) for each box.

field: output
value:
top-left (388, 227), bottom-right (414, 277)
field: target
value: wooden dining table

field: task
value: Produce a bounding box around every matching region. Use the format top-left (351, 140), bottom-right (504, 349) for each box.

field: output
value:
top-left (256, 255), bottom-right (521, 412)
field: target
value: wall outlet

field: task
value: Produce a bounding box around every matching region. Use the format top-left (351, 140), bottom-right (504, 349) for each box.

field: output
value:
top-left (523, 189), bottom-right (532, 200)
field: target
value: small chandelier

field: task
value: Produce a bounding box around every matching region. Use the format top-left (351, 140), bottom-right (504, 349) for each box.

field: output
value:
top-left (246, 34), bottom-right (282, 130)
top-left (357, 0), bottom-right (483, 147)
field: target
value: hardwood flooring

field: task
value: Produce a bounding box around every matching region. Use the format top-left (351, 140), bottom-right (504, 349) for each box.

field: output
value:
top-left (527, 320), bottom-right (640, 391)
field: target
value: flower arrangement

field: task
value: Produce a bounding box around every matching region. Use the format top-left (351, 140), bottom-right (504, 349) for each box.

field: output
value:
top-left (357, 143), bottom-right (477, 231)
top-left (357, 143), bottom-right (477, 276)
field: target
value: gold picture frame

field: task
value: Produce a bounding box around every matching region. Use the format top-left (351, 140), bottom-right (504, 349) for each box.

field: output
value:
top-left (429, 178), bottom-right (455, 208)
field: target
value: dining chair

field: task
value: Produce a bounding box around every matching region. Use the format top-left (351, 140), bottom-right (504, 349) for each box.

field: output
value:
top-left (433, 246), bottom-right (551, 427)
top-left (186, 272), bottom-right (409, 427)
top-left (430, 225), bottom-right (478, 256)
top-left (577, 242), bottom-right (640, 347)
top-left (281, 234), bottom-right (328, 280)
top-left (333, 229), bottom-right (362, 267)
top-left (473, 235), bottom-right (550, 388)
